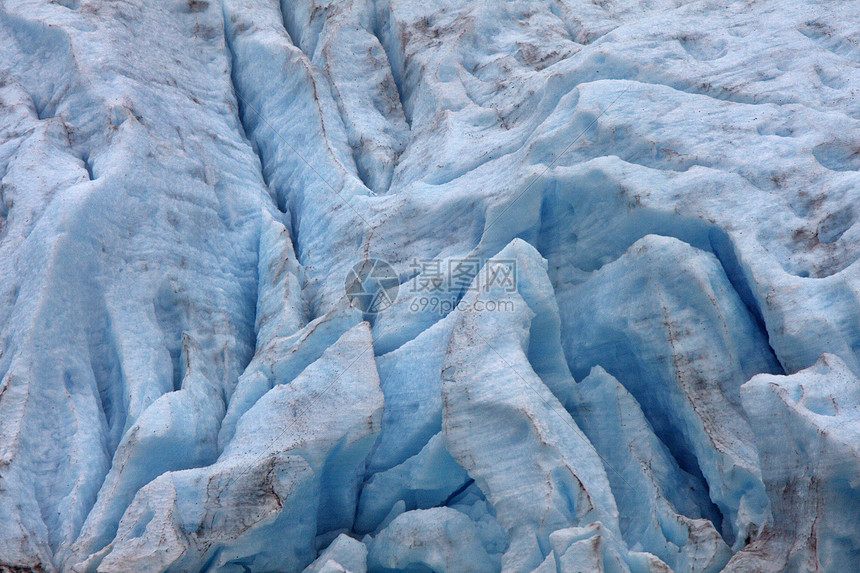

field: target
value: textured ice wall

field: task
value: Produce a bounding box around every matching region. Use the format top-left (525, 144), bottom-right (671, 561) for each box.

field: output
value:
top-left (0, 0), bottom-right (859, 571)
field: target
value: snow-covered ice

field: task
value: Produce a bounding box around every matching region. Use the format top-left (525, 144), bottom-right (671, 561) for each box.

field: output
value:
top-left (1, 0), bottom-right (859, 571)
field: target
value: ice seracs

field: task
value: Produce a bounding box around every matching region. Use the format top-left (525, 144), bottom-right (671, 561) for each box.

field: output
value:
top-left (559, 234), bottom-right (778, 548)
top-left (442, 240), bottom-right (622, 571)
top-left (571, 367), bottom-right (732, 573)
top-left (75, 324), bottom-right (383, 573)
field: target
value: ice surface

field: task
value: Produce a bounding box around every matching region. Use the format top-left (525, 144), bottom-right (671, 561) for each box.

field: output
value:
top-left (302, 534), bottom-right (367, 573)
top-left (1, 0), bottom-right (860, 571)
top-left (726, 355), bottom-right (860, 572)
top-left (367, 508), bottom-right (500, 573)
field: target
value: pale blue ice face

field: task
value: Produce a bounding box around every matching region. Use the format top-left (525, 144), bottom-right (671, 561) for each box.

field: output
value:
top-left (1, 0), bottom-right (860, 571)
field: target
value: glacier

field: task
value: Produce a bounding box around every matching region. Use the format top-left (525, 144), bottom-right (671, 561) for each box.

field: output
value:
top-left (1, 0), bottom-right (859, 571)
